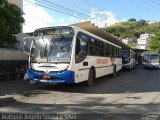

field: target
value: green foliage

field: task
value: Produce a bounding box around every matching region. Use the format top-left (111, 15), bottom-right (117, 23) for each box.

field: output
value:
top-left (148, 33), bottom-right (160, 52)
top-left (128, 18), bottom-right (136, 22)
top-left (105, 19), bottom-right (152, 39)
top-left (105, 18), bottom-right (160, 50)
top-left (130, 42), bottom-right (137, 49)
top-left (0, 0), bottom-right (24, 45)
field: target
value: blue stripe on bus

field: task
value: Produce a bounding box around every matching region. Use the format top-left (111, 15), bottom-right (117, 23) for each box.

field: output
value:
top-left (143, 65), bottom-right (159, 69)
top-left (27, 69), bottom-right (75, 84)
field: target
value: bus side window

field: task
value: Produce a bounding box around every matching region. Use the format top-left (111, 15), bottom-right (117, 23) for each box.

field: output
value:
top-left (75, 32), bottom-right (88, 63)
top-left (108, 45), bottom-right (112, 57)
top-left (89, 38), bottom-right (96, 56)
top-left (104, 44), bottom-right (108, 57)
top-left (76, 37), bottom-right (80, 55)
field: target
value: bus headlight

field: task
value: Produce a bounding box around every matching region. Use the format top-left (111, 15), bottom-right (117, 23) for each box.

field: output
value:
top-left (152, 63), bottom-right (159, 65)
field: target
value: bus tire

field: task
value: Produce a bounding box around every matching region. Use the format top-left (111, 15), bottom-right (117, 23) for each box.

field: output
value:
top-left (86, 68), bottom-right (94, 87)
top-left (112, 64), bottom-right (116, 77)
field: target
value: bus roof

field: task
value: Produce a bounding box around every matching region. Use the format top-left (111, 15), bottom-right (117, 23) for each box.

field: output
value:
top-left (70, 21), bottom-right (131, 50)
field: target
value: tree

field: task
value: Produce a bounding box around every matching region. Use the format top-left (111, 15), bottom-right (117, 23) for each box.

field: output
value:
top-left (0, 0), bottom-right (24, 46)
top-left (105, 18), bottom-right (160, 49)
top-left (148, 34), bottom-right (160, 51)
top-left (128, 18), bottom-right (136, 22)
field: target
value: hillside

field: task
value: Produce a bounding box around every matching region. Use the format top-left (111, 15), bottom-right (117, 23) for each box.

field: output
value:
top-left (105, 19), bottom-right (160, 50)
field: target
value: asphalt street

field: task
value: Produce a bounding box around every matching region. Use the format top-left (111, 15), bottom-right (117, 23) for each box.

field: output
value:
top-left (0, 66), bottom-right (160, 119)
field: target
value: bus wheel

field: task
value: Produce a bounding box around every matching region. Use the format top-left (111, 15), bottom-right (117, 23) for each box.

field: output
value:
top-left (86, 69), bottom-right (94, 86)
top-left (112, 64), bottom-right (116, 77)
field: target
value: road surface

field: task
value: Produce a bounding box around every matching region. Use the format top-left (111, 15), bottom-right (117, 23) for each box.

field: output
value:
top-left (0, 66), bottom-right (160, 119)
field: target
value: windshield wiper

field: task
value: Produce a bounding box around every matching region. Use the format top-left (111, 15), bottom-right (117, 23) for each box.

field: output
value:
top-left (43, 43), bottom-right (48, 60)
top-left (33, 38), bottom-right (37, 46)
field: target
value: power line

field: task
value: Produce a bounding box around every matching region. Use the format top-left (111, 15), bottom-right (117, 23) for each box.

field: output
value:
top-left (128, 0), bottom-right (160, 15)
top-left (139, 0), bottom-right (160, 11)
top-left (150, 0), bottom-right (160, 7)
top-left (38, 0), bottom-right (106, 25)
top-left (25, 0), bottom-right (86, 19)
top-left (80, 0), bottom-right (123, 21)
top-left (47, 0), bottom-right (109, 26)
top-left (53, 0), bottom-right (92, 15)
top-left (81, 0), bottom-right (104, 11)
top-left (24, 0), bottom-right (105, 26)
top-left (48, 0), bottom-right (107, 25)
top-left (40, 0), bottom-right (91, 19)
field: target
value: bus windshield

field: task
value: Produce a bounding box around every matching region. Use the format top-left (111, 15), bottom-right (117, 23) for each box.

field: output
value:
top-left (31, 36), bottom-right (73, 63)
top-left (122, 50), bottom-right (130, 63)
top-left (30, 27), bottom-right (74, 63)
top-left (143, 54), bottom-right (150, 62)
top-left (122, 51), bottom-right (130, 58)
top-left (143, 54), bottom-right (159, 62)
top-left (48, 37), bottom-right (72, 63)
top-left (150, 54), bottom-right (159, 61)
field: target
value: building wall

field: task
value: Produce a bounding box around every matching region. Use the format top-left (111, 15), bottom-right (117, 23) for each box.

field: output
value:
top-left (0, 48), bottom-right (28, 73)
top-left (137, 33), bottom-right (151, 50)
top-left (8, 0), bottom-right (23, 9)
top-left (122, 39), bottom-right (128, 45)
top-left (122, 38), bottom-right (133, 45)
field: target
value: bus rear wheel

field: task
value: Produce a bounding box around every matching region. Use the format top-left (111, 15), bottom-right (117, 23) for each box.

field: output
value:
top-left (86, 69), bottom-right (94, 87)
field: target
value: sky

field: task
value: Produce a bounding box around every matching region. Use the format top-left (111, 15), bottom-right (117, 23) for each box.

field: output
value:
top-left (23, 0), bottom-right (160, 33)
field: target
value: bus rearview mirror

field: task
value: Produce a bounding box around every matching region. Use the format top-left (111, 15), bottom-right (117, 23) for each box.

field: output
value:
top-left (23, 37), bottom-right (33, 56)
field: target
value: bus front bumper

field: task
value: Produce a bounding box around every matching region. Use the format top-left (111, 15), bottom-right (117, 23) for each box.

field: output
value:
top-left (143, 65), bottom-right (159, 69)
top-left (27, 69), bottom-right (75, 84)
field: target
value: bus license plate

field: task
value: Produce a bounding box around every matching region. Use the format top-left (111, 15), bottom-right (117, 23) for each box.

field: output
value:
top-left (43, 75), bottom-right (51, 79)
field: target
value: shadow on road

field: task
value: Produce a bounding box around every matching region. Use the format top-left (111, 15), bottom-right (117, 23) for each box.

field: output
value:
top-left (37, 67), bottom-right (160, 94)
top-left (0, 67), bottom-right (160, 97)
top-left (0, 97), bottom-right (159, 120)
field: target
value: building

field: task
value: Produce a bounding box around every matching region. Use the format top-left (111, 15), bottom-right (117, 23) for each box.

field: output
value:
top-left (137, 33), bottom-right (152, 50)
top-left (147, 21), bottom-right (156, 24)
top-left (122, 38), bottom-right (133, 45)
top-left (8, 0), bottom-right (23, 49)
top-left (8, 0), bottom-right (23, 9)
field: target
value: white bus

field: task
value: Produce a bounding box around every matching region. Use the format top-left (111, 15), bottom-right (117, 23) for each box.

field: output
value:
top-left (122, 49), bottom-right (136, 69)
top-left (143, 51), bottom-right (160, 69)
top-left (23, 26), bottom-right (122, 86)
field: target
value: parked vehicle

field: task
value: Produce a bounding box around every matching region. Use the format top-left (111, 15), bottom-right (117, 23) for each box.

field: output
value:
top-left (122, 49), bottom-right (136, 69)
top-left (23, 26), bottom-right (122, 86)
top-left (142, 51), bottom-right (160, 69)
